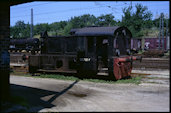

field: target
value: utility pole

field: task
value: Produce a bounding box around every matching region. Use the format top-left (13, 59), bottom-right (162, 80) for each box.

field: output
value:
top-left (165, 13), bottom-right (169, 50)
top-left (161, 13), bottom-right (164, 50)
top-left (155, 11), bottom-right (159, 26)
top-left (30, 8), bottom-right (33, 38)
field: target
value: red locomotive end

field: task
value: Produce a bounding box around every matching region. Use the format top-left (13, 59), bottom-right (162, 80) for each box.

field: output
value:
top-left (113, 56), bottom-right (142, 80)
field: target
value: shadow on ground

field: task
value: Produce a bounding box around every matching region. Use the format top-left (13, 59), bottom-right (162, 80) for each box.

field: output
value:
top-left (2, 80), bottom-right (79, 112)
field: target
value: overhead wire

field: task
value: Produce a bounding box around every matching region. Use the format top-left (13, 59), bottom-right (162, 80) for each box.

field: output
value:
top-left (10, 2), bottom-right (55, 12)
top-left (11, 5), bottom-right (110, 18)
top-left (11, 2), bottom-right (53, 9)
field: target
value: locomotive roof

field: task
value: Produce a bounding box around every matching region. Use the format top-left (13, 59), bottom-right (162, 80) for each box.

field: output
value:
top-left (70, 26), bottom-right (132, 37)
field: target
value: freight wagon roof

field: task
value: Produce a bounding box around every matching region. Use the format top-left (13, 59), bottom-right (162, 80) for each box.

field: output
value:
top-left (70, 26), bottom-right (132, 37)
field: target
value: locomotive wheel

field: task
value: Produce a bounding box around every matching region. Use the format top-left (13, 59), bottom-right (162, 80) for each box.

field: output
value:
top-left (29, 66), bottom-right (37, 74)
top-left (86, 70), bottom-right (97, 79)
top-left (108, 72), bottom-right (116, 81)
top-left (77, 70), bottom-right (96, 79)
top-left (77, 70), bottom-right (85, 79)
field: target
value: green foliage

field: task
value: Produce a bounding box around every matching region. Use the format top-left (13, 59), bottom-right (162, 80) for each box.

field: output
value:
top-left (12, 73), bottom-right (142, 85)
top-left (96, 14), bottom-right (116, 26)
top-left (115, 76), bottom-right (142, 85)
top-left (10, 14), bottom-right (117, 37)
top-left (34, 23), bottom-right (50, 35)
top-left (10, 3), bottom-right (170, 38)
top-left (34, 74), bottom-right (79, 81)
top-left (153, 18), bottom-right (170, 28)
top-left (10, 21), bottom-right (30, 38)
top-left (49, 21), bottom-right (67, 34)
top-left (63, 22), bottom-right (73, 35)
top-left (121, 3), bottom-right (153, 38)
top-left (83, 76), bottom-right (142, 85)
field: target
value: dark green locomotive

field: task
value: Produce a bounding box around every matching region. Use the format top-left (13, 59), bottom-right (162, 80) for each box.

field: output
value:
top-left (29, 26), bottom-right (141, 80)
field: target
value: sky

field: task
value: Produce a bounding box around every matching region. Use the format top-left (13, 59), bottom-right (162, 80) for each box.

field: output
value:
top-left (10, 1), bottom-right (170, 26)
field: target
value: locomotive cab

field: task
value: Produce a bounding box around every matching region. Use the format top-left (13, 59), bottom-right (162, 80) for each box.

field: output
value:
top-left (72, 26), bottom-right (142, 80)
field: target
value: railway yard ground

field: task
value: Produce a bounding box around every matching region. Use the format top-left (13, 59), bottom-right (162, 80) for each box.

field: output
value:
top-left (2, 69), bottom-right (170, 112)
top-left (1, 54), bottom-right (170, 112)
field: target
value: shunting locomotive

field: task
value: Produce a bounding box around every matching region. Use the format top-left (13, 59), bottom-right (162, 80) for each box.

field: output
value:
top-left (28, 26), bottom-right (142, 80)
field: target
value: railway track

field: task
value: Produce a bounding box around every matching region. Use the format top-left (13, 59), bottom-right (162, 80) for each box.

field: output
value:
top-left (10, 53), bottom-right (169, 73)
top-left (133, 58), bottom-right (169, 70)
top-left (10, 63), bottom-right (28, 73)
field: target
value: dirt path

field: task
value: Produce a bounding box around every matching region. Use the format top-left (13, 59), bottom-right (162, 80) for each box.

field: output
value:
top-left (9, 73), bottom-right (169, 112)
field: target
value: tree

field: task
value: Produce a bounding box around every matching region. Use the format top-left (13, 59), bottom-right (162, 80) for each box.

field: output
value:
top-left (10, 21), bottom-right (25, 38)
top-left (10, 21), bottom-right (30, 38)
top-left (10, 14), bottom-right (119, 37)
top-left (63, 22), bottom-right (73, 35)
top-left (96, 14), bottom-right (116, 26)
top-left (121, 3), bottom-right (153, 38)
top-left (79, 14), bottom-right (97, 26)
top-left (34, 23), bottom-right (50, 35)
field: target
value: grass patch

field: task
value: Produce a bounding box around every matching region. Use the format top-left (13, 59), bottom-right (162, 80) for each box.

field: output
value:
top-left (33, 74), bottom-right (79, 81)
top-left (11, 72), bottom-right (79, 81)
top-left (83, 78), bottom-right (115, 84)
top-left (83, 76), bottom-right (142, 85)
top-left (11, 72), bottom-right (142, 85)
top-left (115, 76), bottom-right (142, 85)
